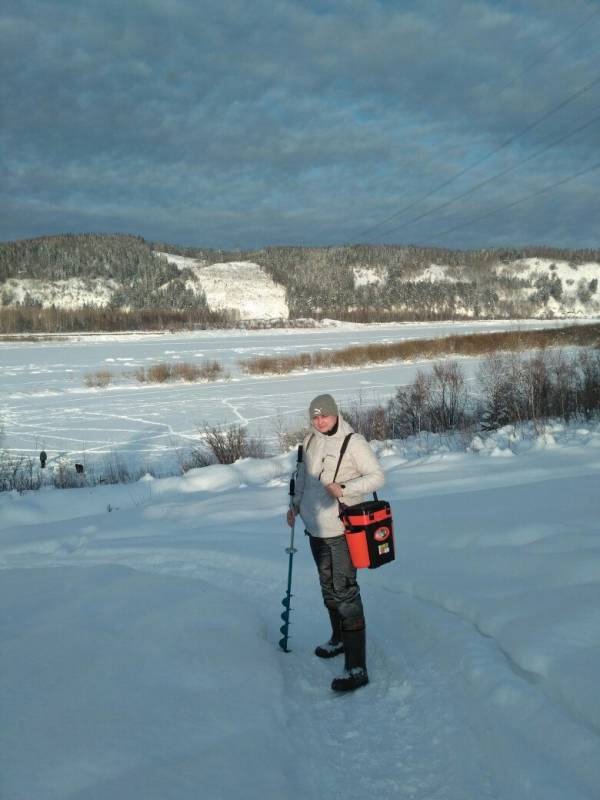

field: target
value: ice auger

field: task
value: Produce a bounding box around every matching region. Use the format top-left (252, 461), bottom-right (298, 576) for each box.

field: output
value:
top-left (279, 444), bottom-right (303, 652)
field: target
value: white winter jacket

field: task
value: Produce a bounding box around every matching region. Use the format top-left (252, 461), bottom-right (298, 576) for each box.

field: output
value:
top-left (292, 416), bottom-right (385, 538)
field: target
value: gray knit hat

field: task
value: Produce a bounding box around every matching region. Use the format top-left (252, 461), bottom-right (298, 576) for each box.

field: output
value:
top-left (309, 393), bottom-right (338, 418)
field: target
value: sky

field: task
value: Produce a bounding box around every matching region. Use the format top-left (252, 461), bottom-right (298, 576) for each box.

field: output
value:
top-left (1, 0), bottom-right (600, 251)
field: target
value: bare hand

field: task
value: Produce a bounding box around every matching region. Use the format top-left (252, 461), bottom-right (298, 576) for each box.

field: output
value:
top-left (325, 482), bottom-right (344, 499)
top-left (286, 508), bottom-right (296, 527)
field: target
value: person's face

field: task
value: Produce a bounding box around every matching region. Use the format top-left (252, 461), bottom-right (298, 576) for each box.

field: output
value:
top-left (312, 414), bottom-right (337, 433)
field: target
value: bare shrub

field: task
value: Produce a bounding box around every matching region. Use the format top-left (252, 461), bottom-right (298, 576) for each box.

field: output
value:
top-left (392, 349), bottom-right (600, 440)
top-left (84, 370), bottom-right (114, 388)
top-left (477, 352), bottom-right (523, 430)
top-left (197, 424), bottom-right (266, 465)
top-left (521, 352), bottom-right (552, 422)
top-left (52, 458), bottom-right (87, 489)
top-left (277, 427), bottom-right (307, 452)
top-left (549, 350), bottom-right (579, 420)
top-left (341, 400), bottom-right (392, 440)
top-left (0, 452), bottom-right (42, 492)
top-left (429, 361), bottom-right (470, 431)
top-left (100, 453), bottom-right (133, 484)
top-left (388, 372), bottom-right (432, 438)
top-left (477, 348), bottom-right (600, 428)
top-left (578, 349), bottom-right (600, 416)
top-left (181, 445), bottom-right (215, 470)
top-left (389, 361), bottom-right (471, 438)
top-left (272, 415), bottom-right (308, 453)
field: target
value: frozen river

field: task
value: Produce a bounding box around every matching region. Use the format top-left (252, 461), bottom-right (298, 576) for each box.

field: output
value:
top-left (1, 318), bottom-right (595, 472)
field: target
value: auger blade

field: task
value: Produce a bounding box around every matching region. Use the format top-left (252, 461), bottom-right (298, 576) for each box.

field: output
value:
top-left (281, 595), bottom-right (292, 608)
top-left (278, 637), bottom-right (290, 652)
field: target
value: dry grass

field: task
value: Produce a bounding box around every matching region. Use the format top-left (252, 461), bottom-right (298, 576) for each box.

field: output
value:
top-left (84, 370), bottom-right (114, 388)
top-left (135, 360), bottom-right (226, 383)
top-left (240, 323), bottom-right (600, 375)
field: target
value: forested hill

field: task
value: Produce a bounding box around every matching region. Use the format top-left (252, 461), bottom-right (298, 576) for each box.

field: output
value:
top-left (0, 235), bottom-right (203, 311)
top-left (1, 233), bottom-right (600, 326)
top-left (170, 242), bottom-right (600, 320)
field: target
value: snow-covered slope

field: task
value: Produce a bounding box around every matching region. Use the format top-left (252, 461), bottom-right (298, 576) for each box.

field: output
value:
top-left (353, 265), bottom-right (387, 286)
top-left (1, 422), bottom-right (600, 799)
top-left (1, 277), bottom-right (118, 309)
top-left (157, 252), bottom-right (289, 320)
top-left (502, 257), bottom-right (600, 317)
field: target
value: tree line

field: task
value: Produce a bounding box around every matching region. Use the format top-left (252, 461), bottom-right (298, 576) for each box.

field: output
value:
top-left (1, 233), bottom-right (599, 330)
top-left (0, 306), bottom-right (238, 334)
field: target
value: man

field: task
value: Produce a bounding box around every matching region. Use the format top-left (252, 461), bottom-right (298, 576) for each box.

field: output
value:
top-left (287, 393), bottom-right (384, 692)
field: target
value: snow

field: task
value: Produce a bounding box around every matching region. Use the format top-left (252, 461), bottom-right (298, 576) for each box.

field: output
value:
top-left (3, 319), bottom-right (595, 476)
top-left (1, 420), bottom-right (600, 799)
top-left (504, 258), bottom-right (600, 317)
top-left (157, 252), bottom-right (289, 320)
top-left (513, 257), bottom-right (600, 286)
top-left (2, 277), bottom-right (117, 309)
top-left (353, 266), bottom-right (387, 286)
top-left (411, 263), bottom-right (459, 283)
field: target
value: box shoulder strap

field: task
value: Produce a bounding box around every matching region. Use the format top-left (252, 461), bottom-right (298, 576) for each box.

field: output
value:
top-left (332, 433), bottom-right (353, 483)
top-left (333, 433), bottom-right (379, 502)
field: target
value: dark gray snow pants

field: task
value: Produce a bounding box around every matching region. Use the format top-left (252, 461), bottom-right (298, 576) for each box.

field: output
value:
top-left (308, 533), bottom-right (365, 629)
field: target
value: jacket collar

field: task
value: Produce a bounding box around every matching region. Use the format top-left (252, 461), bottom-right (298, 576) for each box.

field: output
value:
top-left (312, 415), bottom-right (353, 442)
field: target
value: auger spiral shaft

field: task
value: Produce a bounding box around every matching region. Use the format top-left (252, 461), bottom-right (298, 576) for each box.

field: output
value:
top-left (279, 444), bottom-right (303, 652)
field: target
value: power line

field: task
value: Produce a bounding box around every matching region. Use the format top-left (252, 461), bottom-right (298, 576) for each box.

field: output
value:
top-left (358, 70), bottom-right (600, 242)
top-left (373, 106), bottom-right (600, 242)
top-left (491, 6), bottom-right (600, 99)
top-left (414, 159), bottom-right (600, 246)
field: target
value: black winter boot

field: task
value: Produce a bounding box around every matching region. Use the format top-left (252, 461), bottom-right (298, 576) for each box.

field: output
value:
top-left (315, 606), bottom-right (344, 658)
top-left (331, 625), bottom-right (368, 692)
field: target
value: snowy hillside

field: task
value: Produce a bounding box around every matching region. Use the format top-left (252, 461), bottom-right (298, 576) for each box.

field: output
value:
top-left (1, 276), bottom-right (118, 309)
top-left (502, 257), bottom-right (600, 317)
top-left (156, 252), bottom-right (289, 320)
top-left (1, 422), bottom-right (600, 799)
top-left (0, 253), bottom-right (290, 321)
top-left (2, 234), bottom-right (599, 321)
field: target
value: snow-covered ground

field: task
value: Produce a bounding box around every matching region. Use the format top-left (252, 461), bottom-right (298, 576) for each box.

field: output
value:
top-left (2, 319), bottom-right (596, 475)
top-left (1, 420), bottom-right (599, 799)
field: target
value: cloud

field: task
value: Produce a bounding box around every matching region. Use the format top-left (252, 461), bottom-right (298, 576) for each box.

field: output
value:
top-left (1, 0), bottom-right (599, 248)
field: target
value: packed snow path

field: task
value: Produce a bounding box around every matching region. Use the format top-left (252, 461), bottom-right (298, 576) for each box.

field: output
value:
top-left (1, 423), bottom-right (599, 799)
